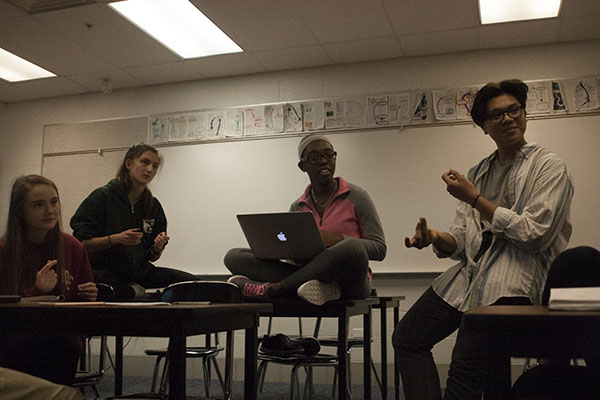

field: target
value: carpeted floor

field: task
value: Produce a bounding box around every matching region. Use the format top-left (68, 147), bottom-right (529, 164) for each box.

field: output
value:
top-left (88, 376), bottom-right (404, 399)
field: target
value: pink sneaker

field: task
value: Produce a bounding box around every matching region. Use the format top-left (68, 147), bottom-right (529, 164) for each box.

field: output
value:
top-left (227, 275), bottom-right (270, 300)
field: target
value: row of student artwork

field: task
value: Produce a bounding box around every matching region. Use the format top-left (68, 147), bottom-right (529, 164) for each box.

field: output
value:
top-left (149, 75), bottom-right (600, 144)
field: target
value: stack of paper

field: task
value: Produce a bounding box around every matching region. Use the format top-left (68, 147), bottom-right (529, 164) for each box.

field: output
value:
top-left (548, 287), bottom-right (600, 310)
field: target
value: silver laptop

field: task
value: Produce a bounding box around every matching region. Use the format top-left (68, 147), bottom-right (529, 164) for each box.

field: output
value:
top-left (236, 212), bottom-right (325, 260)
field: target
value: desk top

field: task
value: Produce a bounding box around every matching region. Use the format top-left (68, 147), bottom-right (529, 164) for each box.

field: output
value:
top-left (263, 297), bottom-right (379, 317)
top-left (0, 302), bottom-right (273, 337)
top-left (466, 305), bottom-right (600, 318)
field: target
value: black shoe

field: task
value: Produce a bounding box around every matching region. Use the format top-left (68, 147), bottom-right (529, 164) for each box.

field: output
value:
top-left (289, 336), bottom-right (320, 357)
top-left (260, 334), bottom-right (304, 356)
top-left (260, 334), bottom-right (321, 357)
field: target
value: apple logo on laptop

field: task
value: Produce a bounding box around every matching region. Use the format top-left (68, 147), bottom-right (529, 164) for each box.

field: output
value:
top-left (277, 232), bottom-right (287, 242)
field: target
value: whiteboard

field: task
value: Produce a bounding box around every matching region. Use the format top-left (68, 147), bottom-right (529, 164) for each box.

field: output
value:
top-left (42, 114), bottom-right (600, 274)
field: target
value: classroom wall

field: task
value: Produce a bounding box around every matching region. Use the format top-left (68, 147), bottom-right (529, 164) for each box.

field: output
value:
top-left (1, 39), bottom-right (599, 383)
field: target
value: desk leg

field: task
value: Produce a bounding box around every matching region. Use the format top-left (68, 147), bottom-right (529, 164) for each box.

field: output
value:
top-left (168, 334), bottom-right (186, 400)
top-left (380, 303), bottom-right (388, 400)
top-left (115, 335), bottom-right (123, 397)
top-left (364, 311), bottom-right (372, 400)
top-left (393, 306), bottom-right (400, 400)
top-left (338, 315), bottom-right (349, 400)
top-left (244, 326), bottom-right (258, 400)
top-left (225, 331), bottom-right (234, 400)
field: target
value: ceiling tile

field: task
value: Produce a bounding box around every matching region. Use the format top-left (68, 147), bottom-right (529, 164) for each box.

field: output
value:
top-left (127, 61), bottom-right (207, 86)
top-left (67, 69), bottom-right (145, 92)
top-left (0, 77), bottom-right (88, 102)
top-left (323, 37), bottom-right (403, 63)
top-left (0, 0), bottom-right (26, 21)
top-left (186, 52), bottom-right (268, 78)
top-left (33, 4), bottom-right (181, 69)
top-left (0, 84), bottom-right (33, 103)
top-left (292, 0), bottom-right (394, 43)
top-left (400, 28), bottom-right (479, 57)
top-left (252, 45), bottom-right (332, 71)
top-left (192, 0), bottom-right (316, 51)
top-left (383, 0), bottom-right (477, 35)
top-left (479, 19), bottom-right (561, 50)
top-left (559, 16), bottom-right (600, 42)
top-left (0, 14), bottom-right (115, 76)
top-left (560, 0), bottom-right (600, 18)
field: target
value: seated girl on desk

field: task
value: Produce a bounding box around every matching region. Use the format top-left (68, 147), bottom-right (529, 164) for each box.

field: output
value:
top-left (225, 134), bottom-right (386, 305)
top-left (70, 144), bottom-right (197, 299)
top-left (0, 175), bottom-right (97, 385)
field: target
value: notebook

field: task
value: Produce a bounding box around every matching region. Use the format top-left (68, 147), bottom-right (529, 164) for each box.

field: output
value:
top-left (236, 212), bottom-right (325, 260)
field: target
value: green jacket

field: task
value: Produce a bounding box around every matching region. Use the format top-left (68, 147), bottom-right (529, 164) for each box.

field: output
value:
top-left (70, 179), bottom-right (167, 282)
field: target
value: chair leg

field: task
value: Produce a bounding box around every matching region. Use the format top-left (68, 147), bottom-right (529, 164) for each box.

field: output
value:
top-left (210, 356), bottom-right (226, 399)
top-left (370, 357), bottom-right (383, 394)
top-left (305, 365), bottom-right (314, 400)
top-left (332, 365), bottom-right (338, 398)
top-left (150, 354), bottom-right (164, 393)
top-left (202, 357), bottom-right (211, 399)
top-left (257, 360), bottom-right (269, 392)
top-left (290, 364), bottom-right (302, 400)
top-left (91, 384), bottom-right (101, 399)
top-left (159, 357), bottom-right (169, 394)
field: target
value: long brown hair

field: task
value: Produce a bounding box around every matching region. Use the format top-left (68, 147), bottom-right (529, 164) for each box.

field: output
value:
top-left (116, 143), bottom-right (161, 217)
top-left (0, 175), bottom-right (65, 295)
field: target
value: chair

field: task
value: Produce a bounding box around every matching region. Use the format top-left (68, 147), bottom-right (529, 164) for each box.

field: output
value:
top-left (257, 317), bottom-right (338, 400)
top-left (512, 246), bottom-right (600, 399)
top-left (144, 280), bottom-right (242, 399)
top-left (73, 336), bottom-right (109, 399)
top-left (145, 334), bottom-right (224, 398)
top-left (72, 283), bottom-right (114, 398)
top-left (314, 316), bottom-right (383, 397)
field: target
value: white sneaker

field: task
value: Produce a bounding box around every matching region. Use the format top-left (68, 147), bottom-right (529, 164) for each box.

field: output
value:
top-left (297, 280), bottom-right (340, 306)
top-left (129, 283), bottom-right (147, 299)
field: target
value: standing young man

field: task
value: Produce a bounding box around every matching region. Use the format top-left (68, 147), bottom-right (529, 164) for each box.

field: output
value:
top-left (392, 79), bottom-right (574, 400)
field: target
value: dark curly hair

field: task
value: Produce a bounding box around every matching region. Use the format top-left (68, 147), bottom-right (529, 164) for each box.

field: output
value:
top-left (471, 79), bottom-right (529, 127)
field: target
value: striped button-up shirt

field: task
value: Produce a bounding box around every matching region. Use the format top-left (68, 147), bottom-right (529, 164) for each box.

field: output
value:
top-left (432, 143), bottom-right (574, 312)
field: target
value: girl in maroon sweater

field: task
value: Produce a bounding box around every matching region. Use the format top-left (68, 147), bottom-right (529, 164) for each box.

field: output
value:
top-left (0, 175), bottom-right (97, 385)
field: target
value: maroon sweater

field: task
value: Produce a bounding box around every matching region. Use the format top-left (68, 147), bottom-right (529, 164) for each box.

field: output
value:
top-left (1, 233), bottom-right (94, 301)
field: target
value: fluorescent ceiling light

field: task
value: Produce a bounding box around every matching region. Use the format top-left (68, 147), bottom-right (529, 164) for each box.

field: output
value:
top-left (479, 0), bottom-right (562, 25)
top-left (0, 48), bottom-right (56, 82)
top-left (109, 0), bottom-right (243, 59)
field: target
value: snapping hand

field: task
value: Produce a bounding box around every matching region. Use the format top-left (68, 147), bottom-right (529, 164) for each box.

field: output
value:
top-left (405, 217), bottom-right (437, 250)
top-left (442, 169), bottom-right (479, 205)
top-left (36, 260), bottom-right (58, 294)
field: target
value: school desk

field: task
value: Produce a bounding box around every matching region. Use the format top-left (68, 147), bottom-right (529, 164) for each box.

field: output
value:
top-left (0, 301), bottom-right (272, 400)
top-left (463, 305), bottom-right (600, 398)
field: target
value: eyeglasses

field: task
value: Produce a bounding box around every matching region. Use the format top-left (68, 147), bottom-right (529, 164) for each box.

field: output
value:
top-left (301, 150), bottom-right (337, 164)
top-left (486, 105), bottom-right (523, 124)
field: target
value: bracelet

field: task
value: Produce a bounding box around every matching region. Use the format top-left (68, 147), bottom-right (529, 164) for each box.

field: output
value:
top-left (471, 194), bottom-right (482, 208)
top-left (107, 234), bottom-right (113, 247)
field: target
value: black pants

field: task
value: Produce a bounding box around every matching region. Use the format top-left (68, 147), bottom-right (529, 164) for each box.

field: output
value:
top-left (392, 287), bottom-right (531, 400)
top-left (0, 332), bottom-right (82, 386)
top-left (224, 237), bottom-right (371, 300)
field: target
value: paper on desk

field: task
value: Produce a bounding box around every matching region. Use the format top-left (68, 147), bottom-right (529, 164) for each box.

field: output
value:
top-left (106, 302), bottom-right (171, 307)
top-left (548, 287), bottom-right (600, 310)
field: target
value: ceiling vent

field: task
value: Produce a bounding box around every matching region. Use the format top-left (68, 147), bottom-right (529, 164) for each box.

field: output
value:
top-left (8, 0), bottom-right (111, 14)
